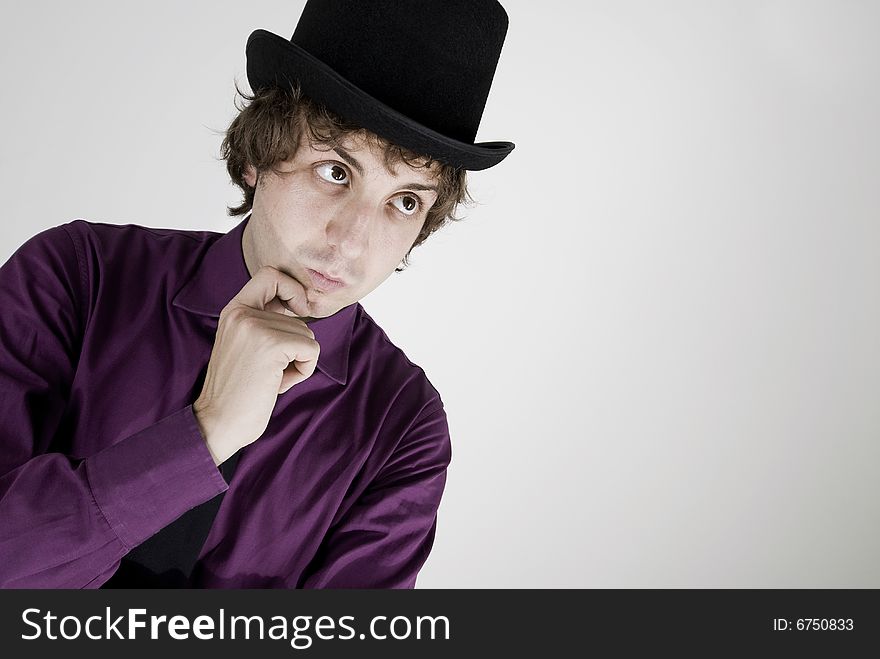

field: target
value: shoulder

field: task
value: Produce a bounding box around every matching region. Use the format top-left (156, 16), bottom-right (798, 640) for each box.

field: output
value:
top-left (351, 306), bottom-right (452, 469)
top-left (61, 218), bottom-right (218, 261)
top-left (351, 304), bottom-right (447, 422)
top-left (59, 218), bottom-right (224, 288)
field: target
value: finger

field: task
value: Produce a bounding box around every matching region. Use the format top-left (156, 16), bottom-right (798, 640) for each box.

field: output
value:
top-left (277, 336), bottom-right (320, 393)
top-left (279, 359), bottom-right (314, 394)
top-left (263, 296), bottom-right (294, 316)
top-left (262, 295), bottom-right (312, 320)
top-left (278, 333), bottom-right (320, 370)
top-left (232, 265), bottom-right (310, 316)
top-left (241, 308), bottom-right (315, 338)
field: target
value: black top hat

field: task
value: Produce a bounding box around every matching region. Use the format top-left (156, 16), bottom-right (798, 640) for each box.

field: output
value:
top-left (245, 0), bottom-right (514, 171)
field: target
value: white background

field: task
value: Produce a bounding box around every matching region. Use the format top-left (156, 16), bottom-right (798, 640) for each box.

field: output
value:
top-left (1, 1), bottom-right (878, 587)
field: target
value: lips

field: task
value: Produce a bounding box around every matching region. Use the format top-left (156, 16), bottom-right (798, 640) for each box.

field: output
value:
top-left (306, 268), bottom-right (346, 292)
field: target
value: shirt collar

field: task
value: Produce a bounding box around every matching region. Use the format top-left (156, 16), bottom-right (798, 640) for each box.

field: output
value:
top-left (172, 214), bottom-right (356, 385)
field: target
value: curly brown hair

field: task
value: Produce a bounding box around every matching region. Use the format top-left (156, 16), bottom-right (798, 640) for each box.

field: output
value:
top-left (219, 79), bottom-right (472, 269)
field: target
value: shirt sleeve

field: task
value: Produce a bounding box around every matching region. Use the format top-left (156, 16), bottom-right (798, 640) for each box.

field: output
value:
top-left (0, 224), bottom-right (228, 588)
top-left (298, 400), bottom-right (452, 589)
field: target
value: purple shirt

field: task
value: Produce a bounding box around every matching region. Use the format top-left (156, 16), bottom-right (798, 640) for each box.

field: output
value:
top-left (0, 216), bottom-right (451, 588)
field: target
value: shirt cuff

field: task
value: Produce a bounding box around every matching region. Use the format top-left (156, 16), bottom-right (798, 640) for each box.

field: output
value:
top-left (85, 404), bottom-right (229, 549)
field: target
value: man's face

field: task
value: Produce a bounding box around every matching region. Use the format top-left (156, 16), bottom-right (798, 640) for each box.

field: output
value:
top-left (241, 132), bottom-right (440, 321)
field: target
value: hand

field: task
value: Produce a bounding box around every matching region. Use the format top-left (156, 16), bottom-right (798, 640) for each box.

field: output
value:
top-left (192, 265), bottom-right (320, 465)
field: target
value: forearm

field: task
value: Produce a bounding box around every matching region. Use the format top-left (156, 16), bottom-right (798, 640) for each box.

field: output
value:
top-left (0, 405), bottom-right (228, 588)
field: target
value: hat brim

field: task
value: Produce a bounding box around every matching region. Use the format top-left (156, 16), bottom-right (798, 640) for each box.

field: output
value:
top-left (246, 29), bottom-right (514, 171)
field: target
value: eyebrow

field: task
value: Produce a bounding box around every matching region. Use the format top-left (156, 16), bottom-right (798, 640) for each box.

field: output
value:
top-left (331, 146), bottom-right (439, 193)
top-left (332, 146), bottom-right (365, 176)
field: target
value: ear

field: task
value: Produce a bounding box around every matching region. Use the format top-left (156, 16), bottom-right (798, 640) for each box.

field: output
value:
top-left (243, 164), bottom-right (257, 188)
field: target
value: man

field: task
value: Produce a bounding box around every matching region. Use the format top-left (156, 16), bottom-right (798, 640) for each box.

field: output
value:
top-left (0, 0), bottom-right (513, 588)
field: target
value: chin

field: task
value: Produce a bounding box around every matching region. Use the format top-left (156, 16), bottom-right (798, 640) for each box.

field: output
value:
top-left (304, 292), bottom-right (348, 318)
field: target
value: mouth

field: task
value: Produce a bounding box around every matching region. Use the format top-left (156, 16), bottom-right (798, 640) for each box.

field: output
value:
top-left (305, 268), bottom-right (347, 292)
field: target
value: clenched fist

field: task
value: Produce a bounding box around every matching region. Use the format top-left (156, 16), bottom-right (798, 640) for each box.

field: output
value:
top-left (193, 265), bottom-right (320, 466)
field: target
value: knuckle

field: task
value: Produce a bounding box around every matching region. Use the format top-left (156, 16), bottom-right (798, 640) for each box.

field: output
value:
top-left (290, 318), bottom-right (313, 338)
top-left (224, 305), bottom-right (248, 323)
top-left (219, 304), bottom-right (238, 323)
top-left (294, 336), bottom-right (320, 357)
top-left (237, 312), bottom-right (262, 331)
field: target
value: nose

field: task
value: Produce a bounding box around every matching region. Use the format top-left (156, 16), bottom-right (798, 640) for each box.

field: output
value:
top-left (325, 200), bottom-right (372, 260)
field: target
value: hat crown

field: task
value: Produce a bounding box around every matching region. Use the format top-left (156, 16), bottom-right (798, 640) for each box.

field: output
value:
top-left (290, 0), bottom-right (509, 143)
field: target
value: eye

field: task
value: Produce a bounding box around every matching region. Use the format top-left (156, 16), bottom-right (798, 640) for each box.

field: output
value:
top-left (316, 163), bottom-right (349, 185)
top-left (390, 194), bottom-right (421, 216)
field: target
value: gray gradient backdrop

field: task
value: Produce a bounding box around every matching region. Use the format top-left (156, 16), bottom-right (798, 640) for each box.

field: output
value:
top-left (1, 1), bottom-right (878, 587)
